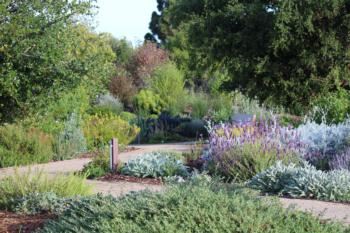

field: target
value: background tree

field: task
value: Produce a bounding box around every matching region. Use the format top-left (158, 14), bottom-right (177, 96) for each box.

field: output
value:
top-left (146, 0), bottom-right (350, 114)
top-left (0, 0), bottom-right (115, 122)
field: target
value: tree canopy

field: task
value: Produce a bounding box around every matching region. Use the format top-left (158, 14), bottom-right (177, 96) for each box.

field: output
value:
top-left (146, 0), bottom-right (350, 113)
top-left (0, 0), bottom-right (115, 122)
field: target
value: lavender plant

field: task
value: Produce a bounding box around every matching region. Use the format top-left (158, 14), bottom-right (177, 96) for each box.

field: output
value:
top-left (207, 117), bottom-right (303, 181)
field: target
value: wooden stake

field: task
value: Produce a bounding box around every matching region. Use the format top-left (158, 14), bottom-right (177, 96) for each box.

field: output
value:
top-left (109, 138), bottom-right (119, 171)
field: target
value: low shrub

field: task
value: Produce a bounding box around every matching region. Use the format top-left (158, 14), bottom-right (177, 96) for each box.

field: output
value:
top-left (119, 111), bottom-right (137, 124)
top-left (109, 75), bottom-right (137, 108)
top-left (54, 112), bottom-right (87, 161)
top-left (184, 91), bottom-right (210, 119)
top-left (207, 119), bottom-right (302, 181)
top-left (210, 93), bottom-right (233, 122)
top-left (248, 162), bottom-right (350, 203)
top-left (39, 182), bottom-right (348, 233)
top-left (83, 114), bottom-right (140, 149)
top-left (121, 152), bottom-right (188, 178)
top-left (81, 150), bottom-right (110, 179)
top-left (0, 124), bottom-right (53, 168)
top-left (0, 170), bottom-right (92, 210)
top-left (89, 93), bottom-right (124, 115)
top-left (296, 118), bottom-right (350, 170)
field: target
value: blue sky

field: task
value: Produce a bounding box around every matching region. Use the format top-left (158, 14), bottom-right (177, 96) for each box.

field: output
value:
top-left (95, 0), bottom-right (157, 45)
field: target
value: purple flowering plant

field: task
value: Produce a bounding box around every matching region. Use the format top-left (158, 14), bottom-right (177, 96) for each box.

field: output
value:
top-left (205, 116), bottom-right (304, 181)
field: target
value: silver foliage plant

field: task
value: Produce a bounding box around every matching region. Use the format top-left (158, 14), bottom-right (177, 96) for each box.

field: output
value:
top-left (247, 162), bottom-right (350, 202)
top-left (121, 152), bottom-right (188, 178)
top-left (55, 112), bottom-right (87, 160)
top-left (295, 118), bottom-right (350, 169)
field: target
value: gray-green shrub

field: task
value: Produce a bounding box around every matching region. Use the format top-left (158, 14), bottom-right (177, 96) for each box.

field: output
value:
top-left (248, 162), bottom-right (350, 202)
top-left (121, 152), bottom-right (188, 178)
top-left (54, 112), bottom-right (87, 161)
top-left (39, 182), bottom-right (349, 233)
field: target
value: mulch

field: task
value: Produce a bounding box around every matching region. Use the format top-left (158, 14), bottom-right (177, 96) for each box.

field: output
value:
top-left (0, 212), bottom-right (54, 233)
top-left (98, 173), bottom-right (163, 185)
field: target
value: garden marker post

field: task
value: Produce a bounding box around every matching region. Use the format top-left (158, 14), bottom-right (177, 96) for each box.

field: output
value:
top-left (109, 138), bottom-right (119, 172)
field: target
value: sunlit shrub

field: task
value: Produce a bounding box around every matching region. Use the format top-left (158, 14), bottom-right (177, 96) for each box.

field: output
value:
top-left (83, 114), bottom-right (140, 149)
top-left (133, 90), bottom-right (166, 117)
top-left (149, 63), bottom-right (186, 116)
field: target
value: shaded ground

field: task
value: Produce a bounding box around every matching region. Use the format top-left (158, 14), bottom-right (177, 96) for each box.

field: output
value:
top-left (0, 212), bottom-right (53, 233)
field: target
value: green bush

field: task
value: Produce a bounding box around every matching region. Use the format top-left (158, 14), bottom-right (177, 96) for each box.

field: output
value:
top-left (121, 152), bottom-right (188, 178)
top-left (28, 86), bottom-right (90, 135)
top-left (311, 90), bottom-right (350, 124)
top-left (54, 112), bottom-right (87, 161)
top-left (0, 124), bottom-right (53, 168)
top-left (39, 182), bottom-right (348, 233)
top-left (0, 170), bottom-right (92, 210)
top-left (81, 150), bottom-right (110, 179)
top-left (119, 111), bottom-right (137, 124)
top-left (134, 90), bottom-right (166, 117)
top-left (83, 114), bottom-right (140, 149)
top-left (149, 63), bottom-right (186, 116)
top-left (184, 91), bottom-right (210, 119)
top-left (210, 93), bottom-right (233, 122)
top-left (248, 162), bottom-right (350, 203)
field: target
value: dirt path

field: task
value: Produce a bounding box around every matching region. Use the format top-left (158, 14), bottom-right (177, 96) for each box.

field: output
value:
top-left (1, 142), bottom-right (350, 226)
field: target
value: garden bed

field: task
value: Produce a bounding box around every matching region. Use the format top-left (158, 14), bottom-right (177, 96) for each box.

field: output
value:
top-left (0, 211), bottom-right (53, 233)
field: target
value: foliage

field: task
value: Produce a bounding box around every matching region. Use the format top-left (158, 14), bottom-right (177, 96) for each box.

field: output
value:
top-left (147, 0), bottom-right (350, 114)
top-left (81, 150), bottom-right (110, 179)
top-left (0, 170), bottom-right (91, 210)
top-left (133, 90), bottom-right (166, 117)
top-left (90, 93), bottom-right (124, 115)
top-left (121, 152), bottom-right (188, 178)
top-left (0, 0), bottom-right (115, 122)
top-left (311, 90), bottom-right (350, 124)
top-left (208, 119), bottom-right (303, 181)
top-left (231, 91), bottom-right (270, 119)
top-left (184, 91), bottom-right (210, 119)
top-left (0, 124), bottom-right (53, 168)
top-left (109, 75), bottom-right (137, 108)
top-left (119, 111), bottom-right (137, 124)
top-left (83, 114), bottom-right (140, 149)
top-left (176, 119), bottom-right (207, 138)
top-left (55, 112), bottom-right (87, 161)
top-left (210, 93), bottom-right (233, 122)
top-left (27, 86), bottom-right (90, 135)
top-left (248, 162), bottom-right (350, 203)
top-left (330, 148), bottom-right (350, 171)
top-left (127, 42), bottom-right (168, 89)
top-left (296, 118), bottom-right (350, 170)
top-left (39, 181), bottom-right (348, 233)
top-left (108, 37), bottom-right (134, 67)
top-left (149, 63), bottom-right (186, 116)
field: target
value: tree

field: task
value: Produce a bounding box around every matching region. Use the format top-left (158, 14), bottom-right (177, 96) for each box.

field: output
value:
top-left (0, 0), bottom-right (115, 122)
top-left (147, 0), bottom-right (350, 113)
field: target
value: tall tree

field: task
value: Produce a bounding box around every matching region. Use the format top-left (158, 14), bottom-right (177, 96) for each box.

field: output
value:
top-left (147, 0), bottom-right (350, 113)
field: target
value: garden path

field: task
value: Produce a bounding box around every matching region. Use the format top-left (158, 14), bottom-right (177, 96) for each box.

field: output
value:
top-left (1, 142), bottom-right (350, 225)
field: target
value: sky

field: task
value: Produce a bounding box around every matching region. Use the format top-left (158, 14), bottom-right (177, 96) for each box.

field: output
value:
top-left (95, 0), bottom-right (157, 46)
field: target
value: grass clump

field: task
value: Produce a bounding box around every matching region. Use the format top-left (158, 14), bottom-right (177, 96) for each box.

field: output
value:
top-left (0, 169), bottom-right (92, 210)
top-left (39, 180), bottom-right (349, 233)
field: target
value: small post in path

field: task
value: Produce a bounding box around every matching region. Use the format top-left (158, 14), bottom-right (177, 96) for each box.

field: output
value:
top-left (109, 138), bottom-right (119, 172)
